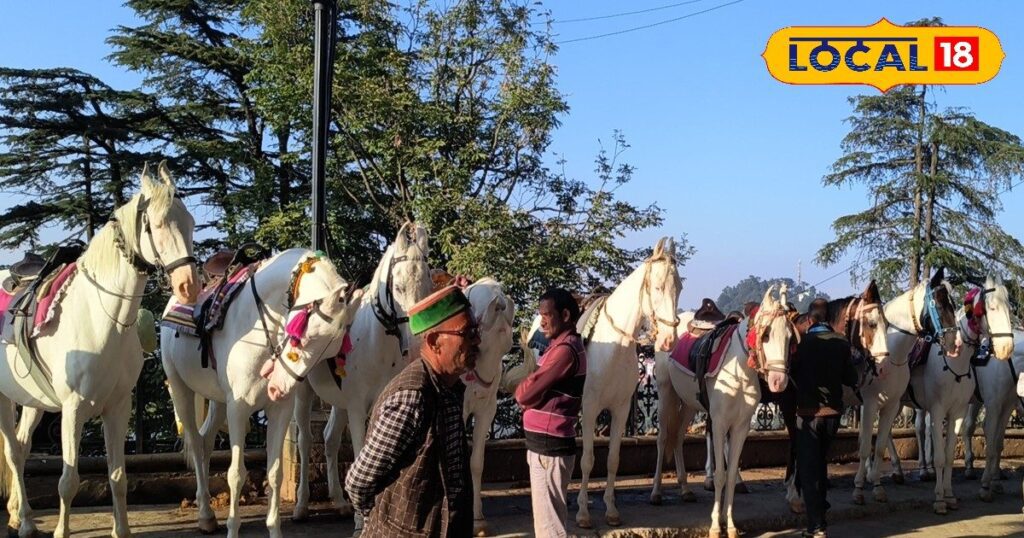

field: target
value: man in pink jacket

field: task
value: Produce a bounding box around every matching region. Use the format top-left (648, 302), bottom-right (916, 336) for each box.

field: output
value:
top-left (515, 288), bottom-right (587, 538)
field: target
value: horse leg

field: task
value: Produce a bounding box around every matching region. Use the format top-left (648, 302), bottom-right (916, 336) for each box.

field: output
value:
top-left (677, 406), bottom-right (698, 502)
top-left (54, 401), bottom-right (87, 538)
top-left (651, 386), bottom-right (682, 505)
top-left (784, 411), bottom-right (804, 514)
top-left (602, 406), bottom-right (629, 526)
top-left (225, 402), bottom-right (251, 538)
top-left (915, 410), bottom-right (934, 480)
top-left (942, 413), bottom-right (963, 510)
top-left (963, 401), bottom-right (981, 480)
top-left (724, 423), bottom-right (750, 538)
top-left (990, 404), bottom-right (1014, 495)
top-left (165, 368), bottom-right (217, 534)
top-left (574, 403), bottom-right (598, 529)
top-left (324, 405), bottom-right (352, 516)
top-left (979, 401), bottom-right (1006, 501)
top-left (348, 406), bottom-right (369, 537)
top-left (869, 401), bottom-right (900, 503)
top-left (928, 410), bottom-right (947, 514)
top-left (0, 397), bottom-right (36, 537)
top-left (704, 429), bottom-right (715, 491)
top-left (708, 419), bottom-right (728, 538)
top-left (6, 405), bottom-right (42, 535)
top-left (291, 382), bottom-right (313, 522)
top-left (888, 435), bottom-right (905, 485)
top-left (852, 398), bottom-right (876, 505)
top-left (102, 391), bottom-right (132, 538)
top-left (470, 400), bottom-right (497, 536)
top-left (264, 403), bottom-right (291, 538)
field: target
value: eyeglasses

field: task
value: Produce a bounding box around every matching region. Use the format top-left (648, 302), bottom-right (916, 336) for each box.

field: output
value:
top-left (434, 326), bottom-right (480, 340)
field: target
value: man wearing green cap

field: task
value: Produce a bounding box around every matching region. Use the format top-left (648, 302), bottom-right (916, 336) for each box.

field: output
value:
top-left (345, 285), bottom-right (480, 537)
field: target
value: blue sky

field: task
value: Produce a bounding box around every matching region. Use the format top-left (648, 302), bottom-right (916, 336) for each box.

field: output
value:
top-left (1, 1), bottom-right (1021, 309)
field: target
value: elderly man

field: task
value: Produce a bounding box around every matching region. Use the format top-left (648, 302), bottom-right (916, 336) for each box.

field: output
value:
top-left (345, 285), bottom-right (480, 537)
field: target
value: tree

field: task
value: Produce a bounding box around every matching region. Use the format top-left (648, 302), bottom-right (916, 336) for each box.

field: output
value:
top-left (815, 17), bottom-right (1024, 299)
top-left (716, 275), bottom-right (829, 314)
top-left (0, 68), bottom-right (176, 248)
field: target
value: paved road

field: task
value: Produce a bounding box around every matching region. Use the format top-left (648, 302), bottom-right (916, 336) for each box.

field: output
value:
top-left (8, 460), bottom-right (1024, 537)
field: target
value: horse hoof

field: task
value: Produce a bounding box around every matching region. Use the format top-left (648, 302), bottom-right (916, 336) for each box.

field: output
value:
top-left (789, 499), bottom-right (806, 514)
top-left (979, 488), bottom-right (994, 502)
top-left (933, 501), bottom-right (947, 515)
top-left (708, 528), bottom-right (721, 538)
top-left (920, 471), bottom-right (935, 482)
top-left (873, 488), bottom-right (888, 503)
top-left (681, 490), bottom-right (698, 503)
top-left (945, 497), bottom-right (959, 511)
top-left (993, 482), bottom-right (1005, 494)
top-left (964, 468), bottom-right (977, 480)
top-left (735, 482), bottom-right (750, 494)
top-left (852, 489), bottom-right (865, 505)
top-left (576, 516), bottom-right (592, 529)
top-left (727, 529), bottom-right (740, 538)
top-left (650, 492), bottom-right (663, 505)
top-left (292, 505), bottom-right (309, 523)
top-left (704, 477), bottom-right (714, 491)
top-left (473, 519), bottom-right (489, 537)
top-left (336, 503), bottom-right (354, 518)
top-left (891, 472), bottom-right (905, 485)
top-left (606, 514), bottom-right (622, 527)
top-left (198, 516), bottom-right (218, 535)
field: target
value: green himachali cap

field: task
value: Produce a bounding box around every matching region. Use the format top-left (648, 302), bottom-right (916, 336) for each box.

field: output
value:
top-left (409, 285), bottom-right (471, 335)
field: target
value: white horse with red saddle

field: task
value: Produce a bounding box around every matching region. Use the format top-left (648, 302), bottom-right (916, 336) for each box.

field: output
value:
top-left (0, 163), bottom-right (199, 538)
top-left (161, 248), bottom-right (362, 538)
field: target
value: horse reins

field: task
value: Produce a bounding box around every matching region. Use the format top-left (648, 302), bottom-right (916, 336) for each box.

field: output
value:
top-left (602, 254), bottom-right (680, 345)
top-left (748, 306), bottom-right (798, 377)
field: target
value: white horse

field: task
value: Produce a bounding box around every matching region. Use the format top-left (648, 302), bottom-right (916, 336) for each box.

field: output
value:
top-left (851, 268), bottom-right (960, 506)
top-left (903, 275), bottom-right (1013, 513)
top-left (162, 249), bottom-right (362, 538)
top-left (0, 164), bottom-right (199, 538)
top-left (573, 237), bottom-right (682, 528)
top-left (290, 224), bottom-right (432, 526)
top-left (653, 286), bottom-right (794, 538)
top-left (955, 278), bottom-right (1020, 502)
top-left (459, 279), bottom-right (515, 536)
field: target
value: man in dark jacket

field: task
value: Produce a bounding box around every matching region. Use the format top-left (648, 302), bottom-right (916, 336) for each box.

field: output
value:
top-left (515, 288), bottom-right (586, 538)
top-left (792, 310), bottom-right (858, 538)
top-left (345, 285), bottom-right (480, 537)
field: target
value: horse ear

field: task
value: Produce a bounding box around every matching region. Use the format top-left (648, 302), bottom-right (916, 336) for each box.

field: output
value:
top-left (158, 160), bottom-right (175, 187)
top-left (664, 237), bottom-right (675, 257)
top-left (140, 163), bottom-right (157, 195)
top-left (761, 285), bottom-right (777, 309)
top-left (652, 237), bottom-right (665, 258)
top-left (864, 279), bottom-right (881, 303)
top-left (395, 222), bottom-right (411, 251)
top-left (929, 267), bottom-right (945, 288)
top-left (985, 274), bottom-right (997, 289)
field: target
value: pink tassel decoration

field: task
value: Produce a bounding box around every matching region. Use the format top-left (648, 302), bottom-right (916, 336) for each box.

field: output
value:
top-left (286, 307), bottom-right (311, 347)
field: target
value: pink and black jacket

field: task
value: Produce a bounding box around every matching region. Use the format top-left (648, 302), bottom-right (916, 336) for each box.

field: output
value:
top-left (514, 329), bottom-right (587, 456)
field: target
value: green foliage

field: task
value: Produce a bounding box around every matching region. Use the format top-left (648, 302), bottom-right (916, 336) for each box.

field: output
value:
top-left (716, 275), bottom-right (829, 315)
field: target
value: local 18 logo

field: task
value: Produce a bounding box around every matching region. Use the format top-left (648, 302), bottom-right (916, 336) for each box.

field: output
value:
top-left (762, 18), bottom-right (1004, 91)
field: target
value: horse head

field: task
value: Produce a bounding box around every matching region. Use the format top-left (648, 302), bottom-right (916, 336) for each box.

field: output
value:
top-left (118, 162), bottom-right (199, 304)
top-left (969, 274), bottom-right (1015, 360)
top-left (644, 237), bottom-right (683, 352)
top-left (264, 253), bottom-right (364, 402)
top-left (465, 277), bottom-right (515, 387)
top-left (371, 222), bottom-right (433, 359)
top-left (927, 267), bottom-right (961, 357)
top-left (853, 279), bottom-right (890, 362)
top-left (752, 284), bottom-right (795, 394)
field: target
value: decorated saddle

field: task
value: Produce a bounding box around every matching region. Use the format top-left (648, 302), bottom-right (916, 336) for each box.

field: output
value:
top-left (669, 321), bottom-right (738, 379)
top-left (160, 244), bottom-right (268, 368)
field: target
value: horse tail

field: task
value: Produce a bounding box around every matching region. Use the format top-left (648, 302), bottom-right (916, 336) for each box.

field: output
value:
top-left (501, 329), bottom-right (537, 394)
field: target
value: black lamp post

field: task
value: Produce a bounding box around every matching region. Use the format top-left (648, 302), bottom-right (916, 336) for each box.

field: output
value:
top-left (311, 0), bottom-right (337, 252)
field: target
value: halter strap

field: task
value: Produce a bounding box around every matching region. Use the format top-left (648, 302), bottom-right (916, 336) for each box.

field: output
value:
top-left (371, 253), bottom-right (415, 356)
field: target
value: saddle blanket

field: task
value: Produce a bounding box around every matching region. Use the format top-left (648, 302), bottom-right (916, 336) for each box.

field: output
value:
top-left (0, 263), bottom-right (77, 339)
top-left (160, 263), bottom-right (254, 337)
top-left (669, 324), bottom-right (737, 378)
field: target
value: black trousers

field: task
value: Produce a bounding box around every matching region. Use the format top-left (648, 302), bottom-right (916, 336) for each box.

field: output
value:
top-left (796, 414), bottom-right (840, 533)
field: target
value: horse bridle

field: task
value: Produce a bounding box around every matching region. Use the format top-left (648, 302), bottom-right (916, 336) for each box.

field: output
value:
top-left (891, 282), bottom-right (958, 351)
top-left (249, 258), bottom-right (340, 383)
top-left (110, 194), bottom-right (196, 275)
top-left (841, 297), bottom-right (889, 362)
top-left (747, 306), bottom-right (798, 376)
top-left (603, 255), bottom-right (681, 344)
top-left (371, 250), bottom-right (427, 357)
top-left (963, 287), bottom-right (1015, 357)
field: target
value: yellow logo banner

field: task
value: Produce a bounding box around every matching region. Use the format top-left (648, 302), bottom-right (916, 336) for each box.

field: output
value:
top-left (762, 18), bottom-right (1004, 92)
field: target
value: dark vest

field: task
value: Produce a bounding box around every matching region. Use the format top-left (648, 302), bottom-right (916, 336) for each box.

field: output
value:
top-left (363, 359), bottom-right (472, 537)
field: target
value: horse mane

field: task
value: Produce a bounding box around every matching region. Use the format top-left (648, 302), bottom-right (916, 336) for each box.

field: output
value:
top-left (80, 182), bottom-right (176, 278)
